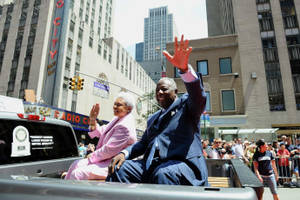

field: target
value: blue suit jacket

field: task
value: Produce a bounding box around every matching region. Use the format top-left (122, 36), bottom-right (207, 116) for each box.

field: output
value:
top-left (126, 73), bottom-right (208, 186)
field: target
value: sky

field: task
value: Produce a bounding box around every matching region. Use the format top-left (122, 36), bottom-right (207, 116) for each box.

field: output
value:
top-left (113, 0), bottom-right (207, 56)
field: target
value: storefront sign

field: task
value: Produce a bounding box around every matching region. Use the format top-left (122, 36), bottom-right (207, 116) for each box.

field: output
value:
top-left (24, 103), bottom-right (90, 131)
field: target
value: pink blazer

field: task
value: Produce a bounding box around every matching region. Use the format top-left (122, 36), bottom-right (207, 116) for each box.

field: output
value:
top-left (87, 113), bottom-right (137, 164)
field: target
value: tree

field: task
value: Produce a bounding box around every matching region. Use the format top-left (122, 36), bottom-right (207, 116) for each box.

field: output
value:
top-left (139, 90), bottom-right (160, 121)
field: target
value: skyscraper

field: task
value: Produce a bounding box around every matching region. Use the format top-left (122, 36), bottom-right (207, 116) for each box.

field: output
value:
top-left (141, 6), bottom-right (177, 82)
top-left (135, 42), bottom-right (143, 62)
top-left (206, 0), bottom-right (300, 133)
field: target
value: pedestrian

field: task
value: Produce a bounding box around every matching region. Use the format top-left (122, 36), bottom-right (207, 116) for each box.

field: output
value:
top-left (86, 143), bottom-right (95, 155)
top-left (290, 146), bottom-right (300, 186)
top-left (78, 141), bottom-right (87, 157)
top-left (233, 138), bottom-right (249, 164)
top-left (253, 139), bottom-right (279, 200)
top-left (277, 143), bottom-right (291, 185)
top-left (208, 138), bottom-right (223, 159)
top-left (245, 143), bottom-right (256, 170)
top-left (64, 92), bottom-right (137, 180)
top-left (106, 35), bottom-right (208, 186)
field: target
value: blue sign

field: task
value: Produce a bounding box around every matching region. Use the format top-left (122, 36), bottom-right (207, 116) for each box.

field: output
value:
top-left (94, 81), bottom-right (110, 91)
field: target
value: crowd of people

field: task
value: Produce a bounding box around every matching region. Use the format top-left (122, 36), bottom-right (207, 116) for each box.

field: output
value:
top-left (202, 136), bottom-right (300, 185)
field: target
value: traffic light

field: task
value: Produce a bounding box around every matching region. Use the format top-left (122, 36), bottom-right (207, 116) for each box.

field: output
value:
top-left (69, 77), bottom-right (76, 90)
top-left (77, 77), bottom-right (84, 90)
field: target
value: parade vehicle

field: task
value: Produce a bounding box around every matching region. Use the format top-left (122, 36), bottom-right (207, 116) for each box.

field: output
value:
top-left (0, 111), bottom-right (262, 200)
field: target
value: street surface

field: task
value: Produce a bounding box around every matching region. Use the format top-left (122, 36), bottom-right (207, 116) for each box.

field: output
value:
top-left (263, 187), bottom-right (300, 200)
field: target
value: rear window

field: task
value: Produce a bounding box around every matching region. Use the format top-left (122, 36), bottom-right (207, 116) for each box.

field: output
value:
top-left (0, 119), bottom-right (78, 165)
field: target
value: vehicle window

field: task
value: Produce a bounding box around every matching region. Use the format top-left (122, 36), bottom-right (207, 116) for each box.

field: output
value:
top-left (0, 119), bottom-right (78, 165)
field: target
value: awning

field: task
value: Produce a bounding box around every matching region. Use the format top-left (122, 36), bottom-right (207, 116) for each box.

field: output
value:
top-left (219, 129), bottom-right (238, 135)
top-left (276, 129), bottom-right (300, 135)
top-left (219, 128), bottom-right (278, 135)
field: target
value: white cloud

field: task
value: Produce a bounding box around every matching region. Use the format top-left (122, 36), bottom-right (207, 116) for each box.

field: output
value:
top-left (113, 0), bottom-right (207, 49)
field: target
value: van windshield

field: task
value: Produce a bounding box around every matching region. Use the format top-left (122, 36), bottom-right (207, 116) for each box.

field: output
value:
top-left (0, 119), bottom-right (78, 165)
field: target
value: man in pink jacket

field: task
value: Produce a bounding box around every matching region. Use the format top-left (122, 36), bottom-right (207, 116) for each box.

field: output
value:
top-left (65, 92), bottom-right (137, 180)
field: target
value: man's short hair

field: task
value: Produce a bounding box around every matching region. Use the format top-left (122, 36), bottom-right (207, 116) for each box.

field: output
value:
top-left (256, 139), bottom-right (265, 147)
top-left (158, 77), bottom-right (177, 91)
top-left (279, 142), bottom-right (285, 147)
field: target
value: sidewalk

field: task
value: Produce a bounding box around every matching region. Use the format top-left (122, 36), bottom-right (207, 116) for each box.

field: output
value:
top-left (263, 187), bottom-right (300, 200)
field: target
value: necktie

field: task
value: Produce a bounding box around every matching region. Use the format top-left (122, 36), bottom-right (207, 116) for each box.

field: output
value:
top-left (145, 137), bottom-right (158, 170)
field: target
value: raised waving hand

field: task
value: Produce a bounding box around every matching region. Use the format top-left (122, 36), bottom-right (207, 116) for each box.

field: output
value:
top-left (163, 35), bottom-right (192, 73)
top-left (89, 103), bottom-right (100, 131)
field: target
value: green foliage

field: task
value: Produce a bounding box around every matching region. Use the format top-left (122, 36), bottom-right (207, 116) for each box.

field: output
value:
top-left (140, 90), bottom-right (160, 120)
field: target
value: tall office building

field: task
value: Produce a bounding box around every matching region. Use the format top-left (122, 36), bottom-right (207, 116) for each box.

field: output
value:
top-left (142, 6), bottom-right (177, 82)
top-left (135, 42), bottom-right (143, 62)
top-left (206, 0), bottom-right (300, 134)
top-left (0, 0), bottom-right (155, 127)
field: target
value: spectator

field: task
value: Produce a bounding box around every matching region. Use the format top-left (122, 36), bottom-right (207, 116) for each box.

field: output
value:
top-left (253, 139), bottom-right (279, 200)
top-left (233, 138), bottom-right (249, 164)
top-left (290, 146), bottom-right (300, 186)
top-left (223, 146), bottom-right (236, 159)
top-left (268, 143), bottom-right (276, 158)
top-left (201, 139), bottom-right (209, 159)
top-left (219, 148), bottom-right (227, 159)
top-left (78, 141), bottom-right (87, 157)
top-left (281, 135), bottom-right (287, 145)
top-left (296, 138), bottom-right (300, 149)
top-left (286, 137), bottom-right (295, 152)
top-left (208, 138), bottom-right (223, 159)
top-left (245, 144), bottom-right (256, 170)
top-left (277, 143), bottom-right (291, 185)
top-left (272, 141), bottom-right (279, 154)
top-left (86, 143), bottom-right (95, 155)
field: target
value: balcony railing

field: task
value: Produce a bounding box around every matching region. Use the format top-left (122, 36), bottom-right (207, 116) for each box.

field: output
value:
top-left (288, 46), bottom-right (300, 60)
top-left (292, 74), bottom-right (300, 93)
top-left (263, 48), bottom-right (278, 62)
top-left (283, 15), bottom-right (299, 29)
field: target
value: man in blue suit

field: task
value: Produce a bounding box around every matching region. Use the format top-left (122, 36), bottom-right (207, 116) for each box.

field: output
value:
top-left (106, 35), bottom-right (208, 186)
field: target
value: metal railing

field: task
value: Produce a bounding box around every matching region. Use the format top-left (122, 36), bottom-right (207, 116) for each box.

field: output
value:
top-left (275, 155), bottom-right (300, 187)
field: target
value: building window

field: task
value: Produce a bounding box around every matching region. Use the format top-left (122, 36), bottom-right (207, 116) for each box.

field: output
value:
top-left (85, 14), bottom-right (89, 23)
top-left (67, 39), bottom-right (73, 58)
top-left (97, 44), bottom-right (101, 55)
top-left (76, 46), bottom-right (81, 64)
top-left (279, 0), bottom-right (300, 110)
top-left (78, 28), bottom-right (83, 46)
top-left (174, 68), bottom-right (180, 78)
top-left (61, 89), bottom-right (68, 109)
top-left (65, 57), bottom-right (71, 69)
top-left (71, 91), bottom-right (77, 112)
top-left (69, 21), bottom-right (75, 33)
top-left (79, 8), bottom-right (83, 20)
top-left (75, 63), bottom-right (80, 72)
top-left (129, 63), bottom-right (132, 80)
top-left (221, 90), bottom-right (235, 111)
top-left (205, 91), bottom-right (211, 112)
top-left (70, 0), bottom-right (74, 10)
top-left (103, 48), bottom-right (107, 60)
top-left (89, 37), bottom-right (93, 48)
top-left (219, 57), bottom-right (232, 74)
top-left (197, 60), bottom-right (208, 75)
top-left (108, 54), bottom-right (112, 64)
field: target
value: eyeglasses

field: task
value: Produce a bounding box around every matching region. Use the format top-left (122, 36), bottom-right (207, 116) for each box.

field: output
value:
top-left (215, 141), bottom-right (222, 144)
top-left (114, 103), bottom-right (126, 107)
